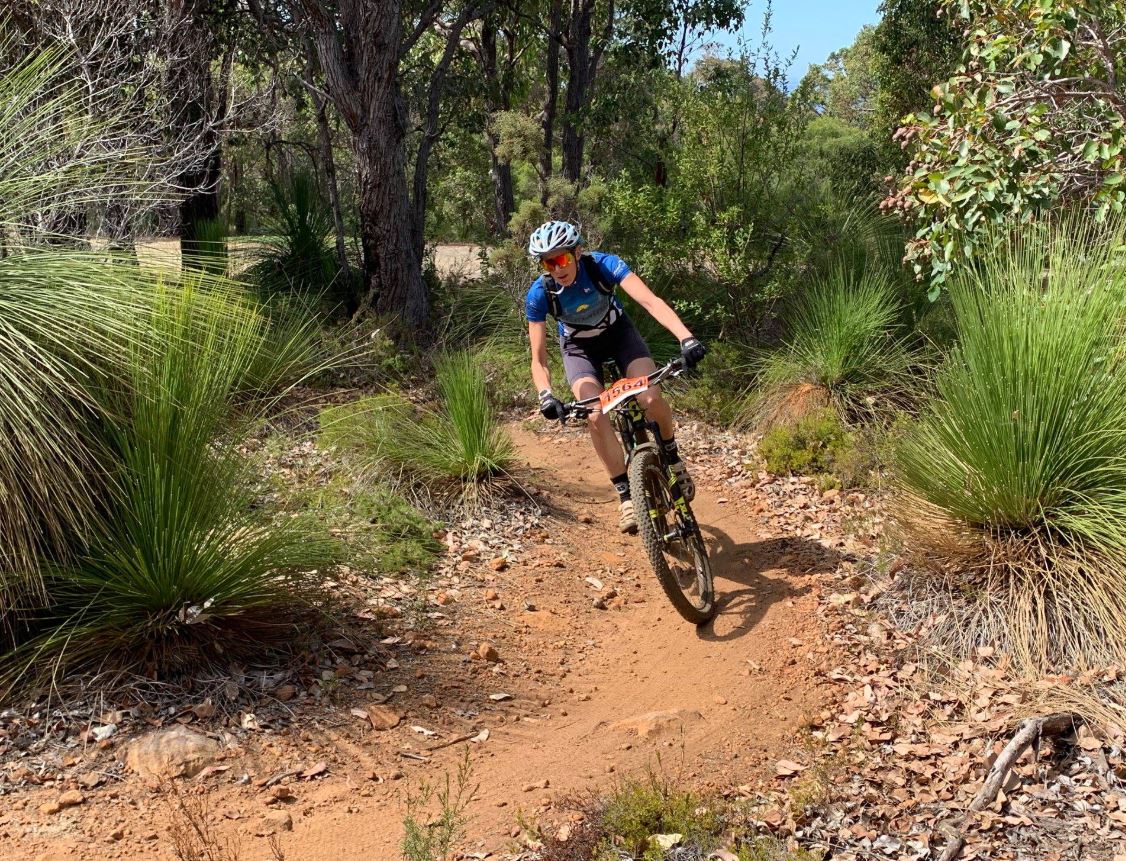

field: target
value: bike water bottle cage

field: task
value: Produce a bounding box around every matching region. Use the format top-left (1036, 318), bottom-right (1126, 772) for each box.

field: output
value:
top-left (543, 254), bottom-right (616, 332)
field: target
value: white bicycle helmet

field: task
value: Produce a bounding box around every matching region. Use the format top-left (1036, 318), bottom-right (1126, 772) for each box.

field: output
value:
top-left (527, 220), bottom-right (582, 256)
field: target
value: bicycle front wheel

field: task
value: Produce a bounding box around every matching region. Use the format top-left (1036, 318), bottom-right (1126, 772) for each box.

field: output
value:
top-left (629, 446), bottom-right (716, 624)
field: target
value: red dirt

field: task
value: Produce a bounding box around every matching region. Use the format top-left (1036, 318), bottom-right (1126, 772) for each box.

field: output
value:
top-left (2, 421), bottom-right (839, 861)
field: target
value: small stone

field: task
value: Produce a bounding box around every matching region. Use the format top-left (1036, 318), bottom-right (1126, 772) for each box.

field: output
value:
top-left (366, 704), bottom-right (402, 731)
top-left (258, 810), bottom-right (293, 835)
top-left (58, 789), bottom-right (85, 808)
top-left (713, 695), bottom-right (728, 705)
top-left (275, 684), bottom-right (297, 702)
top-left (476, 642), bottom-right (499, 662)
top-left (420, 694), bottom-right (438, 708)
top-left (107, 827), bottom-right (125, 842)
top-left (592, 597), bottom-right (607, 610)
top-left (38, 801), bottom-right (62, 815)
top-left (822, 487), bottom-right (840, 501)
top-left (489, 557), bottom-right (509, 572)
top-left (124, 726), bottom-right (220, 779)
top-left (578, 513), bottom-right (594, 524)
top-left (484, 589), bottom-right (499, 601)
top-left (523, 601), bottom-right (537, 612)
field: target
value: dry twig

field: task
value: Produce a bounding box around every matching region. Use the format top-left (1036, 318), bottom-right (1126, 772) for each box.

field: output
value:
top-left (936, 713), bottom-right (1077, 861)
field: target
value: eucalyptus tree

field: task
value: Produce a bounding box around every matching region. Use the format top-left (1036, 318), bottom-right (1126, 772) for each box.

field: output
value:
top-left (294, 0), bottom-right (489, 334)
top-left (547, 0), bottom-right (743, 183)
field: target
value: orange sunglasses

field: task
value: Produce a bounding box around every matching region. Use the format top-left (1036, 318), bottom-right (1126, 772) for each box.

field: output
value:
top-left (540, 251), bottom-right (574, 271)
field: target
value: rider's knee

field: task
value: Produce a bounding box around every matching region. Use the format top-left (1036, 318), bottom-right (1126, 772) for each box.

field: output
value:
top-left (637, 389), bottom-right (664, 412)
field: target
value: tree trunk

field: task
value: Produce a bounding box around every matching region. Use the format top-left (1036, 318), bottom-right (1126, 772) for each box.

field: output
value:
top-left (353, 62), bottom-right (423, 331)
top-left (561, 0), bottom-right (593, 183)
top-left (481, 18), bottom-right (514, 234)
top-left (305, 38), bottom-right (348, 272)
top-left (169, 0), bottom-right (222, 267)
top-left (410, 5), bottom-right (479, 261)
top-left (561, 0), bottom-right (612, 184)
top-left (301, 0), bottom-right (428, 334)
top-left (541, 0), bottom-right (563, 198)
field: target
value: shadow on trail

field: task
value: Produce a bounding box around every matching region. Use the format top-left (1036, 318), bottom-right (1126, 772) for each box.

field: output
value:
top-left (696, 524), bottom-right (843, 643)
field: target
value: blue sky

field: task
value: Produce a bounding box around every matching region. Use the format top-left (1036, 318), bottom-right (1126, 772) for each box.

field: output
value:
top-left (708, 0), bottom-right (882, 84)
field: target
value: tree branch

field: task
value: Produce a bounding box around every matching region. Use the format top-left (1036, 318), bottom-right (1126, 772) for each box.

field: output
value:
top-left (401, 0), bottom-right (446, 57)
top-left (936, 714), bottom-right (1077, 861)
top-left (294, 0), bottom-right (362, 131)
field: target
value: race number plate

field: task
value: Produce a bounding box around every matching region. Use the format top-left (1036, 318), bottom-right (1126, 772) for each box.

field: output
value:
top-left (599, 376), bottom-right (649, 413)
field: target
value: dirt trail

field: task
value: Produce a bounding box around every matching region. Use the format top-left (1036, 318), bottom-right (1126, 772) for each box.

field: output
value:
top-left (4, 421), bottom-right (839, 861)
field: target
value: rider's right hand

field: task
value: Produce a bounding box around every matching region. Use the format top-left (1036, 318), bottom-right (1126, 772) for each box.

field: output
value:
top-left (538, 389), bottom-right (564, 421)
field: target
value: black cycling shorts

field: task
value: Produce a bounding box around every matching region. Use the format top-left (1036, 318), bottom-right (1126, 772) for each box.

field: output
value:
top-left (559, 315), bottom-right (652, 387)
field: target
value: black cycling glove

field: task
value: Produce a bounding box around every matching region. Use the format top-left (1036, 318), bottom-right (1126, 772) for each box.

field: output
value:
top-left (680, 337), bottom-right (707, 370)
top-left (538, 389), bottom-right (564, 421)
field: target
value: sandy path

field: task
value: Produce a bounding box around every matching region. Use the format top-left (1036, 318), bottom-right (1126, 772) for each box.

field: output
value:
top-left (288, 424), bottom-right (835, 859)
top-left (5, 422), bottom-right (838, 861)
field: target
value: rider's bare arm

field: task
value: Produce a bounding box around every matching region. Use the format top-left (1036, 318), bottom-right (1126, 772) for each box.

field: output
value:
top-left (618, 273), bottom-right (693, 342)
top-left (528, 321), bottom-right (553, 393)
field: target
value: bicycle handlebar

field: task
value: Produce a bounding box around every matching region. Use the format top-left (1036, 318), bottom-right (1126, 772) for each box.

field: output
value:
top-left (560, 357), bottom-right (687, 420)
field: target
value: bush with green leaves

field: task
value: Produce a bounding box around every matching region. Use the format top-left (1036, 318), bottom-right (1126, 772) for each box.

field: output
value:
top-left (0, 38), bottom-right (342, 684)
top-left (183, 217), bottom-right (228, 276)
top-left (290, 477), bottom-right (442, 577)
top-left (587, 770), bottom-right (722, 861)
top-left (751, 264), bottom-right (916, 429)
top-left (5, 284), bottom-right (338, 684)
top-left (320, 352), bottom-right (514, 504)
top-left (758, 407), bottom-right (875, 489)
top-left (0, 37), bottom-right (175, 609)
top-left (893, 219), bottom-right (1126, 675)
top-left (887, 0), bottom-right (1126, 288)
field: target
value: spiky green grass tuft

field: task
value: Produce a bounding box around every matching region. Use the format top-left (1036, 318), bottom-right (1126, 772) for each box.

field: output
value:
top-left (321, 351), bottom-right (514, 505)
top-left (751, 265), bottom-right (916, 429)
top-left (893, 218), bottom-right (1126, 674)
top-left (4, 285), bottom-right (338, 683)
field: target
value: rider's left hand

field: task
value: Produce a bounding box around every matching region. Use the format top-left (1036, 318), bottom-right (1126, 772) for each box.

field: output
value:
top-left (680, 337), bottom-right (707, 370)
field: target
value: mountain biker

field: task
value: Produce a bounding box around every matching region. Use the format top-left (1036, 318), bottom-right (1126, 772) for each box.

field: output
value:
top-left (525, 219), bottom-right (707, 534)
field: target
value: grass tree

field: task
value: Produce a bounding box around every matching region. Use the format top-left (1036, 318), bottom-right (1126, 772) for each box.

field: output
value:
top-left (0, 39), bottom-right (164, 605)
top-left (1, 37), bottom-right (337, 685)
top-left (7, 285), bottom-right (338, 681)
top-left (321, 351), bottom-right (514, 507)
top-left (750, 264), bottom-right (916, 429)
top-left (893, 219), bottom-right (1126, 677)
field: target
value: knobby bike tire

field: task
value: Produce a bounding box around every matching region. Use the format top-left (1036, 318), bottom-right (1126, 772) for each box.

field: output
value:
top-left (628, 446), bottom-right (716, 625)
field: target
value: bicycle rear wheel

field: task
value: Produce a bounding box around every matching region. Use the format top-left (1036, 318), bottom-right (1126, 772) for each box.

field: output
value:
top-left (629, 446), bottom-right (716, 624)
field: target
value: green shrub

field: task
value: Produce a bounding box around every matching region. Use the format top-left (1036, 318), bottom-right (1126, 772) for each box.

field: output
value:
top-left (751, 264), bottom-right (916, 429)
top-left (667, 339), bottom-right (754, 425)
top-left (320, 352), bottom-right (514, 503)
top-left (247, 171), bottom-right (356, 312)
top-left (595, 771), bottom-right (722, 861)
top-left (760, 409), bottom-right (849, 475)
top-left (296, 478), bottom-right (442, 577)
top-left (0, 40), bottom-right (218, 611)
top-left (184, 217), bottom-right (228, 276)
top-left (5, 285), bottom-right (338, 684)
top-left (893, 218), bottom-right (1126, 674)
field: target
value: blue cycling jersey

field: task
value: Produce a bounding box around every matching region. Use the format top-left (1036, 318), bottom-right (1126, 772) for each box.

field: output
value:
top-left (525, 251), bottom-right (632, 339)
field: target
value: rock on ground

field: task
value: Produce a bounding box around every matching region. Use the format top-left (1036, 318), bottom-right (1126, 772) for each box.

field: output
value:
top-left (123, 725), bottom-right (220, 779)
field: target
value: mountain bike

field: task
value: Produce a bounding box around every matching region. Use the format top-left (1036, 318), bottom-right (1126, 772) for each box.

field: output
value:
top-left (561, 358), bottom-right (717, 625)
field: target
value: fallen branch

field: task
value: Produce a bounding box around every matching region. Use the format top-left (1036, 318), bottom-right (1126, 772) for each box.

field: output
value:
top-left (936, 713), bottom-right (1077, 861)
top-left (425, 730), bottom-right (479, 752)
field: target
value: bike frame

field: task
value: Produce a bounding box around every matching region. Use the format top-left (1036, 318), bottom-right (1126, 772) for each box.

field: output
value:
top-left (562, 358), bottom-right (692, 513)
